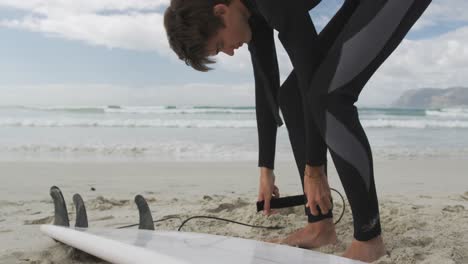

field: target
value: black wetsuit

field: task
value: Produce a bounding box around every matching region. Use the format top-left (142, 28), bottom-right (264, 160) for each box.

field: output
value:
top-left (244, 0), bottom-right (431, 241)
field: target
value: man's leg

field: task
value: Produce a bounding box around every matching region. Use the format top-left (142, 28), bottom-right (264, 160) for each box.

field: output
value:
top-left (306, 0), bottom-right (432, 261)
top-left (279, 72), bottom-right (332, 221)
top-left (277, 71), bottom-right (337, 249)
top-left (266, 0), bottom-right (362, 249)
top-left (279, 0), bottom-right (361, 222)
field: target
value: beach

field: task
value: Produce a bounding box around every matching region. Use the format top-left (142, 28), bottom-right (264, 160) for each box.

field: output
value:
top-left (1, 0), bottom-right (467, 262)
top-left (0, 159), bottom-right (467, 263)
top-left (1, 105), bottom-right (467, 263)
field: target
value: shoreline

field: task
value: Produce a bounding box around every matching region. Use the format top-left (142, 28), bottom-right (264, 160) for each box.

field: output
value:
top-left (1, 158), bottom-right (467, 197)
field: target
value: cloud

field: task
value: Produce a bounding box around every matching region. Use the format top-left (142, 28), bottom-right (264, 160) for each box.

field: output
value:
top-left (0, 0), bottom-right (336, 70)
top-left (0, 0), bottom-right (464, 52)
top-left (2, 13), bottom-right (167, 52)
top-left (1, 0), bottom-right (467, 107)
top-left (360, 25), bottom-right (468, 106)
top-left (1, 25), bottom-right (467, 107)
top-left (0, 0), bottom-right (171, 56)
top-left (419, 0), bottom-right (468, 26)
top-left (0, 0), bottom-right (169, 14)
top-left (217, 1), bottom-right (468, 106)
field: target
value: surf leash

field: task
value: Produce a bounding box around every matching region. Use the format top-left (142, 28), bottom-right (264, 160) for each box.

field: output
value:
top-left (117, 188), bottom-right (346, 231)
top-left (255, 188), bottom-right (345, 225)
top-left (47, 186), bottom-right (346, 232)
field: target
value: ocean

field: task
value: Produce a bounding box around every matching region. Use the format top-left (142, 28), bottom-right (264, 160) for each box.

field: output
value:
top-left (1, 105), bottom-right (468, 162)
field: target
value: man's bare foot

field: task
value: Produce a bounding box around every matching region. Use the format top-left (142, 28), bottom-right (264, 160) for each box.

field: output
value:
top-left (342, 235), bottom-right (387, 263)
top-left (266, 218), bottom-right (337, 249)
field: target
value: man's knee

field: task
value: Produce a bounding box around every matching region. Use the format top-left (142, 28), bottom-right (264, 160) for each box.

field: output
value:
top-left (327, 90), bottom-right (357, 109)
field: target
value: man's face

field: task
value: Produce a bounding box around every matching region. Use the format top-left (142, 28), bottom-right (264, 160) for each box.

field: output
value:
top-left (206, 1), bottom-right (252, 57)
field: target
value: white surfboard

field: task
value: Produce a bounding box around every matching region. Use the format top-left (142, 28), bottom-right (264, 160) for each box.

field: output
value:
top-left (41, 224), bottom-right (364, 264)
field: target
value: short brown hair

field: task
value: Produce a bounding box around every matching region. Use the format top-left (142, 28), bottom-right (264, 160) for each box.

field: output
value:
top-left (164, 0), bottom-right (232, 72)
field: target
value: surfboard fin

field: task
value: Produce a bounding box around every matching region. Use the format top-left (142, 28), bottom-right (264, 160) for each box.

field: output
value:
top-left (134, 195), bottom-right (155, 230)
top-left (73, 194), bottom-right (89, 228)
top-left (50, 186), bottom-right (70, 227)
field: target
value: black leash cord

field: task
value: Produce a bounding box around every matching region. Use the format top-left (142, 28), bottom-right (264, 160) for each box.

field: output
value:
top-left (330, 188), bottom-right (345, 225)
top-left (177, 216), bottom-right (284, 231)
top-left (117, 189), bottom-right (346, 230)
top-left (117, 216), bottom-right (182, 229)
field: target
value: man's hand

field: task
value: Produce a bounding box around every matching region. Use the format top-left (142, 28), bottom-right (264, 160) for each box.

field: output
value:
top-left (304, 165), bottom-right (332, 216)
top-left (257, 167), bottom-right (280, 215)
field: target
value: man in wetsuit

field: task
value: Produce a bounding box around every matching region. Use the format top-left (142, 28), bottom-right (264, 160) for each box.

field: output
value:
top-left (164, 0), bottom-right (431, 262)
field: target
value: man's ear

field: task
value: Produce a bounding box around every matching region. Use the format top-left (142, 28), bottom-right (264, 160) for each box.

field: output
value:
top-left (213, 4), bottom-right (228, 17)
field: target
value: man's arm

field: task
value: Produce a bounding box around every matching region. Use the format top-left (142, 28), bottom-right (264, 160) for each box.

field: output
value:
top-left (248, 15), bottom-right (281, 170)
top-left (255, 0), bottom-right (328, 167)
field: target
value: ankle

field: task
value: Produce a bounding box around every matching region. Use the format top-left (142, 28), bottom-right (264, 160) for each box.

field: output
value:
top-left (352, 235), bottom-right (384, 246)
top-left (305, 218), bottom-right (335, 232)
top-left (308, 218), bottom-right (334, 226)
top-left (343, 236), bottom-right (387, 262)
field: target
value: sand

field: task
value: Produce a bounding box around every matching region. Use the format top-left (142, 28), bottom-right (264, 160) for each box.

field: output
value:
top-left (0, 159), bottom-right (467, 264)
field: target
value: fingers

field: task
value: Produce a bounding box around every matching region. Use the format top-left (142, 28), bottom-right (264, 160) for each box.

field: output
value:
top-left (307, 200), bottom-right (320, 216)
top-left (306, 193), bottom-right (333, 216)
top-left (273, 185), bottom-right (280, 198)
top-left (258, 171), bottom-right (279, 216)
top-left (317, 199), bottom-right (329, 215)
top-left (303, 174), bottom-right (333, 216)
top-left (325, 196), bottom-right (333, 211)
top-left (318, 194), bottom-right (333, 215)
top-left (263, 195), bottom-right (271, 215)
top-left (267, 186), bottom-right (280, 215)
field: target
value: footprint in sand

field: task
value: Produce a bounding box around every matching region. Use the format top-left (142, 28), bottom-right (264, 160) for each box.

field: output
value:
top-left (203, 195), bottom-right (213, 201)
top-left (88, 196), bottom-right (130, 211)
top-left (460, 192), bottom-right (468, 201)
top-left (400, 236), bottom-right (434, 247)
top-left (24, 215), bottom-right (54, 225)
top-left (93, 215), bottom-right (115, 221)
top-left (206, 199), bottom-right (249, 213)
top-left (415, 236), bottom-right (434, 247)
top-left (0, 201), bottom-right (25, 207)
top-left (442, 205), bottom-right (465, 213)
top-left (418, 195), bottom-right (432, 199)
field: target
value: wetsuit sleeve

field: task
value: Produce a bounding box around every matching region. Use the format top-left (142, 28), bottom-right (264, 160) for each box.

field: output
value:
top-left (248, 21), bottom-right (281, 170)
top-left (255, 0), bottom-right (327, 166)
top-left (254, 67), bottom-right (278, 170)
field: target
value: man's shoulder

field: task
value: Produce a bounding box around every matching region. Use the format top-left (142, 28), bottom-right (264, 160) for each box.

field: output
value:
top-left (253, 0), bottom-right (321, 12)
top-left (250, 0), bottom-right (320, 29)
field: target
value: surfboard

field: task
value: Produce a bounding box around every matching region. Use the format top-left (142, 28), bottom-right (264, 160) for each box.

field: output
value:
top-left (41, 224), bottom-right (364, 264)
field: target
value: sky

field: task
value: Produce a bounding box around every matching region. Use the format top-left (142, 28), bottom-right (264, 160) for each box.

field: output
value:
top-left (0, 0), bottom-right (467, 107)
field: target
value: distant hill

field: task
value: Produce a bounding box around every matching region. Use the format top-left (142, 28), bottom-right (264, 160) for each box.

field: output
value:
top-left (392, 87), bottom-right (468, 109)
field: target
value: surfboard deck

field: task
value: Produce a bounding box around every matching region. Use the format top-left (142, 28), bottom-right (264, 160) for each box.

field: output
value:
top-left (41, 224), bottom-right (364, 264)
